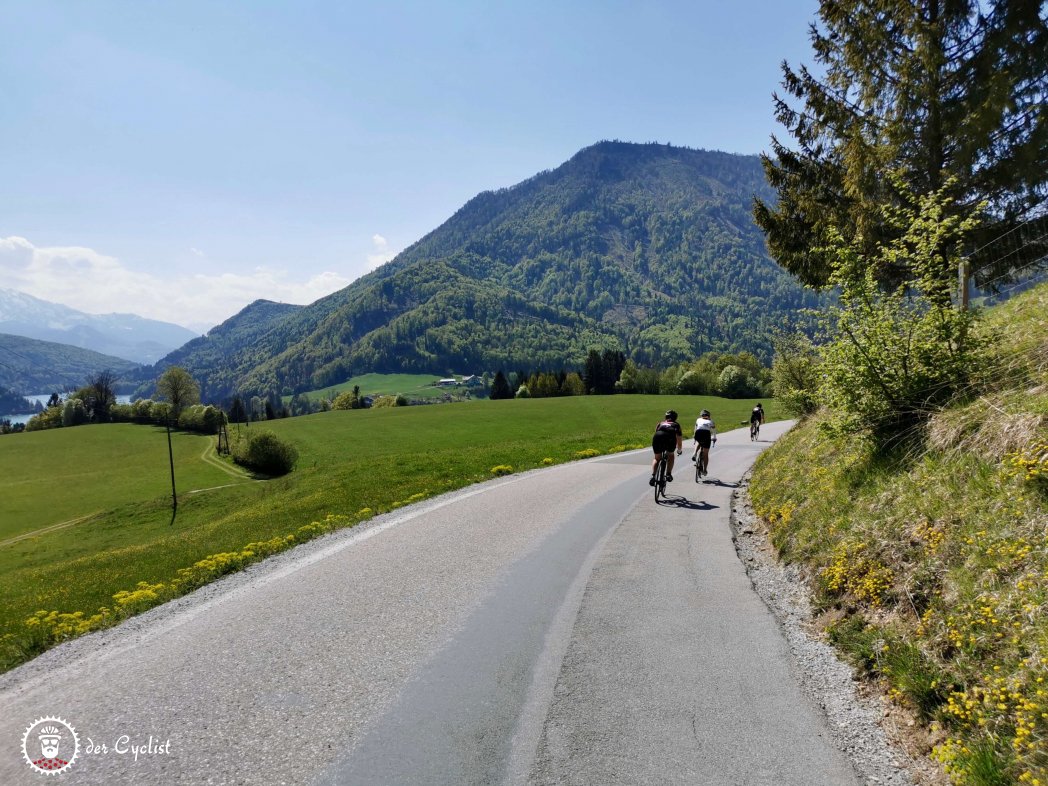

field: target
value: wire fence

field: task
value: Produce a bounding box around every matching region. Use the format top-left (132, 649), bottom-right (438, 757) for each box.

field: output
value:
top-left (965, 213), bottom-right (1048, 308)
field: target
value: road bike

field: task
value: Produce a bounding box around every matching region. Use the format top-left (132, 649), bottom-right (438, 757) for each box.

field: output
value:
top-left (695, 448), bottom-right (709, 480)
top-left (750, 420), bottom-right (760, 441)
top-left (695, 439), bottom-right (715, 480)
top-left (654, 450), bottom-right (669, 501)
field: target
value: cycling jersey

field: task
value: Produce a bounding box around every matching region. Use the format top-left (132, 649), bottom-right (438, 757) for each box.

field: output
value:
top-left (750, 407), bottom-right (764, 424)
top-left (652, 419), bottom-right (682, 453)
top-left (693, 417), bottom-right (716, 448)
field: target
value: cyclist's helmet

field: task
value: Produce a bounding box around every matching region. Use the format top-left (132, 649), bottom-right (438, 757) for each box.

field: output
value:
top-left (700, 409), bottom-right (710, 417)
top-left (664, 410), bottom-right (678, 421)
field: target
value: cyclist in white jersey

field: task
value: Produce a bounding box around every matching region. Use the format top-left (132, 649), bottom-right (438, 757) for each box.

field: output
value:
top-left (691, 409), bottom-right (717, 475)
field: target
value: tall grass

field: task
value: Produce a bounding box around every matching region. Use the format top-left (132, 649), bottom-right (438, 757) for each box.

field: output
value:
top-left (750, 282), bottom-right (1048, 784)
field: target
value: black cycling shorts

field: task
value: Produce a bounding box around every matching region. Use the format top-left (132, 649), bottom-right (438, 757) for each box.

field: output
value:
top-left (694, 429), bottom-right (713, 448)
top-left (652, 434), bottom-right (676, 454)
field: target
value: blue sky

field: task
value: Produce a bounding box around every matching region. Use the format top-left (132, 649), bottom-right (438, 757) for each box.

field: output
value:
top-left (0, 0), bottom-right (818, 331)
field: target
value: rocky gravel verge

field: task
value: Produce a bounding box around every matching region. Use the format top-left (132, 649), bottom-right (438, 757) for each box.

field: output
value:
top-left (731, 473), bottom-right (941, 786)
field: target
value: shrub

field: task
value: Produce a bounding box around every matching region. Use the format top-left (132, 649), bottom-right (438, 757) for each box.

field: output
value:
top-left (110, 403), bottom-right (134, 422)
top-left (771, 331), bottom-right (821, 417)
top-left (233, 430), bottom-right (299, 476)
top-left (371, 394), bottom-right (407, 408)
top-left (816, 183), bottom-right (986, 443)
top-left (131, 398), bottom-right (156, 422)
top-left (178, 404), bottom-right (224, 433)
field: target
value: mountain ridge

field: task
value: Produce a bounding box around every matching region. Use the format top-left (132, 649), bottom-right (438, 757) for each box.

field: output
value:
top-left (0, 289), bottom-right (199, 365)
top-left (0, 333), bottom-right (141, 393)
top-left (151, 141), bottom-right (822, 400)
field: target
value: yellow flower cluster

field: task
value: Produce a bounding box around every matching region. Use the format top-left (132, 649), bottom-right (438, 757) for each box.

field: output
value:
top-left (763, 503), bottom-right (795, 531)
top-left (24, 608), bottom-right (111, 641)
top-left (820, 542), bottom-right (894, 606)
top-left (541, 457), bottom-right (555, 465)
top-left (912, 518), bottom-right (946, 553)
top-left (1006, 441), bottom-right (1048, 484)
top-left (573, 448), bottom-right (601, 459)
top-left (936, 656), bottom-right (1048, 784)
top-left (490, 464), bottom-right (514, 476)
top-left (113, 581), bottom-right (167, 611)
top-left (23, 514), bottom-right (354, 650)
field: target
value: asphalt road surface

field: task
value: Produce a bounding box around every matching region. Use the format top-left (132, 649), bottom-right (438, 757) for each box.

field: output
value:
top-left (0, 419), bottom-right (860, 785)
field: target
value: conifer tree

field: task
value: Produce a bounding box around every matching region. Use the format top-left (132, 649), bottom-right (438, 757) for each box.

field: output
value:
top-left (754, 0), bottom-right (1048, 289)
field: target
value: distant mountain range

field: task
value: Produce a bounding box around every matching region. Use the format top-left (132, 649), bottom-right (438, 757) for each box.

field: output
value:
top-left (0, 333), bottom-right (141, 394)
top-left (152, 141), bottom-right (823, 402)
top-left (0, 289), bottom-right (199, 365)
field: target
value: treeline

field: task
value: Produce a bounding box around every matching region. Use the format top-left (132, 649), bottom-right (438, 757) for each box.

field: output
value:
top-left (489, 349), bottom-right (769, 400)
top-left (10, 347), bottom-right (773, 439)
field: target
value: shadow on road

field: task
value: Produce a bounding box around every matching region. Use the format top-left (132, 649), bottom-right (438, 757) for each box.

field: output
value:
top-left (698, 478), bottom-right (739, 488)
top-left (657, 495), bottom-right (718, 510)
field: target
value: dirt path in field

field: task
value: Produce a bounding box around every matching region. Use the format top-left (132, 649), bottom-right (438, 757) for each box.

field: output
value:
top-left (0, 513), bottom-right (102, 548)
top-left (1, 441), bottom-right (256, 546)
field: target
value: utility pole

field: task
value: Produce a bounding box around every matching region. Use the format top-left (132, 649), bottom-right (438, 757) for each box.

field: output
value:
top-left (166, 418), bottom-right (177, 518)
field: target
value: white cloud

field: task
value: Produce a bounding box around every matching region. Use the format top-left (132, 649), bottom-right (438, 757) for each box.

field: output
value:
top-left (367, 233), bottom-right (396, 270)
top-left (189, 247), bottom-right (206, 257)
top-left (0, 236), bottom-right (356, 332)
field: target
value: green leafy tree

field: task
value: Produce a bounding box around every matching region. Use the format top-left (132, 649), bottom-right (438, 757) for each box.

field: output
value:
top-left (62, 398), bottom-right (88, 427)
top-left (755, 0), bottom-right (1048, 289)
top-left (561, 372), bottom-right (586, 396)
top-left (156, 367), bottom-right (200, 420)
top-left (716, 366), bottom-right (759, 398)
top-left (817, 184), bottom-right (986, 442)
top-left (770, 331), bottom-right (822, 417)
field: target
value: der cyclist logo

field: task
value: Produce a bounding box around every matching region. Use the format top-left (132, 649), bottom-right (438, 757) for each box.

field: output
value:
top-left (22, 716), bottom-right (79, 775)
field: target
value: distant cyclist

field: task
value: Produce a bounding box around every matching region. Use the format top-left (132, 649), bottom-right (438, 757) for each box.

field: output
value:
top-left (650, 410), bottom-right (683, 486)
top-left (691, 409), bottom-right (717, 476)
top-left (750, 403), bottom-right (765, 440)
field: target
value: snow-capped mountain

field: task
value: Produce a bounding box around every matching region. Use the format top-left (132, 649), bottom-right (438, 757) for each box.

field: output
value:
top-left (0, 289), bottom-right (199, 364)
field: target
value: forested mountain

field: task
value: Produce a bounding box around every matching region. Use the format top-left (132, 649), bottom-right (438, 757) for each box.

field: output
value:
top-left (155, 142), bottom-right (824, 400)
top-left (0, 333), bottom-right (141, 393)
top-left (0, 289), bottom-right (199, 364)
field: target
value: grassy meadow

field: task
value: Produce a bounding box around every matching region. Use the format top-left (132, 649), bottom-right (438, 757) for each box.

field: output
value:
top-left (0, 394), bottom-right (775, 671)
top-left (289, 372), bottom-right (473, 403)
top-left (749, 282), bottom-right (1048, 784)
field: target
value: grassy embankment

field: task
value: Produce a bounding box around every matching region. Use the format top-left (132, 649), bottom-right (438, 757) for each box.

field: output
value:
top-left (750, 282), bottom-right (1048, 785)
top-left (0, 394), bottom-right (774, 672)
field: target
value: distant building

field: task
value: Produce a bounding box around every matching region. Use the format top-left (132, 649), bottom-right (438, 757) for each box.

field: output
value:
top-left (436, 378), bottom-right (458, 388)
top-left (461, 375), bottom-right (482, 387)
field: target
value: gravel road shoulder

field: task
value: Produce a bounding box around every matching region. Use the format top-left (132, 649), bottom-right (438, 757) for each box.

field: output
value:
top-left (730, 472), bottom-right (943, 786)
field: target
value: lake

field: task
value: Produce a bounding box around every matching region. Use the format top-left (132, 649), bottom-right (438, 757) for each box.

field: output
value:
top-left (5, 394), bottom-right (133, 426)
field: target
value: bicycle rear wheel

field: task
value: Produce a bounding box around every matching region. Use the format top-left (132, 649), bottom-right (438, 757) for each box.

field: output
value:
top-left (655, 453), bottom-right (667, 501)
top-left (695, 454), bottom-right (702, 483)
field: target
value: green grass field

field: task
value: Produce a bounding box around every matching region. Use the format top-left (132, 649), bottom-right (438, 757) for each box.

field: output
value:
top-left (290, 372), bottom-right (474, 403)
top-left (0, 395), bottom-right (778, 669)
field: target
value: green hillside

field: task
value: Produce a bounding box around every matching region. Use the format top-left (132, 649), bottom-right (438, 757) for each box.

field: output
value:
top-left (0, 333), bottom-right (141, 393)
top-left (749, 281), bottom-right (1048, 783)
top-left (151, 142), bottom-right (824, 401)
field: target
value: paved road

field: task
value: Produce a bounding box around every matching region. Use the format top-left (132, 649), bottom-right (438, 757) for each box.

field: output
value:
top-left (0, 420), bottom-right (858, 785)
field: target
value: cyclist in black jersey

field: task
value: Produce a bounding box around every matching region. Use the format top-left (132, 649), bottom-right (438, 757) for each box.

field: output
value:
top-left (650, 410), bottom-right (683, 485)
